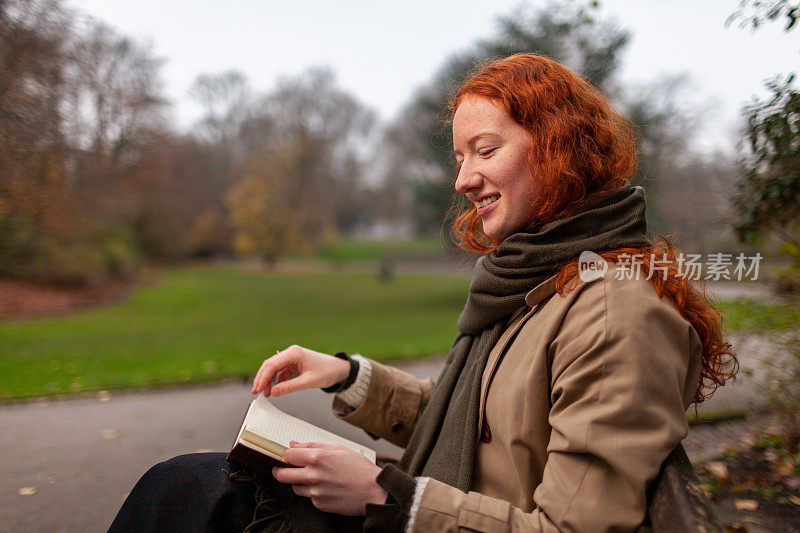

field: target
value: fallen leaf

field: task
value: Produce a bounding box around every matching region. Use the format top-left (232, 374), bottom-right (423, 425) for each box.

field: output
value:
top-left (96, 390), bottom-right (111, 402)
top-left (706, 461), bottom-right (729, 481)
top-left (101, 429), bottom-right (121, 439)
top-left (734, 499), bottom-right (758, 511)
top-left (17, 487), bottom-right (38, 496)
top-left (789, 495), bottom-right (800, 506)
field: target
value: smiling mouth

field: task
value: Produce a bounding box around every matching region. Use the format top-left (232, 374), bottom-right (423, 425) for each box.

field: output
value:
top-left (477, 195), bottom-right (500, 209)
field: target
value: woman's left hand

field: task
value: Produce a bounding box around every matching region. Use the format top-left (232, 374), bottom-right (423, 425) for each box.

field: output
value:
top-left (272, 441), bottom-right (389, 516)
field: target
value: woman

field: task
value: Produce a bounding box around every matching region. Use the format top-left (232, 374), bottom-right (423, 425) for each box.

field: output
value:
top-left (109, 53), bottom-right (736, 532)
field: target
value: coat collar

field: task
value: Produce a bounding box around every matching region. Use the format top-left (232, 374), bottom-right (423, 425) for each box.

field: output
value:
top-left (524, 273), bottom-right (559, 307)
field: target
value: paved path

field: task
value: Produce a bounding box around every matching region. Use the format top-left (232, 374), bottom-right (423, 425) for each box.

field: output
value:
top-left (706, 280), bottom-right (783, 303)
top-left (1, 329), bottom-right (778, 533)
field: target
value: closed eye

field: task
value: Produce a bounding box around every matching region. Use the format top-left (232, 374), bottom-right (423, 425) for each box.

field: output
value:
top-left (478, 147), bottom-right (497, 158)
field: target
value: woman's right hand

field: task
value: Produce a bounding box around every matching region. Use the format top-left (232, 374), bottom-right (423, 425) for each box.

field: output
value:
top-left (251, 345), bottom-right (351, 397)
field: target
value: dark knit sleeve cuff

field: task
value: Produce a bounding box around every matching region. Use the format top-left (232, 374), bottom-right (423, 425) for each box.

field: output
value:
top-left (378, 463), bottom-right (417, 510)
top-left (363, 464), bottom-right (417, 532)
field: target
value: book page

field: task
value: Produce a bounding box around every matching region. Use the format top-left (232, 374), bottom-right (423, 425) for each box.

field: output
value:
top-left (243, 395), bottom-right (376, 463)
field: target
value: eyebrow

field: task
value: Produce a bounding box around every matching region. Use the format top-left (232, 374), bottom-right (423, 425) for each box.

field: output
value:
top-left (453, 131), bottom-right (500, 156)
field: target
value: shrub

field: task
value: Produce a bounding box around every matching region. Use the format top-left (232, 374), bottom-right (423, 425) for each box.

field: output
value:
top-left (0, 213), bottom-right (141, 287)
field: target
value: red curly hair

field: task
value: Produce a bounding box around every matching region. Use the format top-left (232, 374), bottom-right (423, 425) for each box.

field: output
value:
top-left (447, 54), bottom-right (736, 404)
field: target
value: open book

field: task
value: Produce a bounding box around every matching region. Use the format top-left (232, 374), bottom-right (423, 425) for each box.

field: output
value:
top-left (227, 394), bottom-right (376, 476)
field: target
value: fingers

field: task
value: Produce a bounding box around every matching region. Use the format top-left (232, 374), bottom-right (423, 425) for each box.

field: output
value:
top-left (288, 441), bottom-right (316, 448)
top-left (281, 442), bottom-right (333, 467)
top-left (251, 355), bottom-right (274, 395)
top-left (282, 446), bottom-right (317, 467)
top-left (272, 464), bottom-right (314, 485)
top-left (281, 442), bottom-right (350, 471)
top-left (274, 367), bottom-right (295, 385)
top-left (274, 442), bottom-right (382, 516)
top-left (289, 441), bottom-right (341, 451)
top-left (281, 482), bottom-right (325, 509)
top-left (270, 374), bottom-right (314, 396)
top-left (252, 349), bottom-right (293, 394)
top-left (289, 483), bottom-right (313, 498)
top-left (251, 345), bottom-right (333, 396)
top-left (273, 444), bottom-right (338, 485)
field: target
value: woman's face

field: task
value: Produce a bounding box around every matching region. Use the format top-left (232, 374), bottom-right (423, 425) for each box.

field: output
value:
top-left (453, 95), bottom-right (538, 240)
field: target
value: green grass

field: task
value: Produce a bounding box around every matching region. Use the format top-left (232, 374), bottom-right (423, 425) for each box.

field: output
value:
top-left (315, 238), bottom-right (448, 262)
top-left (3, 268), bottom-right (796, 401)
top-left (717, 298), bottom-right (800, 332)
top-left (0, 266), bottom-right (469, 400)
top-left (687, 408), bottom-right (748, 427)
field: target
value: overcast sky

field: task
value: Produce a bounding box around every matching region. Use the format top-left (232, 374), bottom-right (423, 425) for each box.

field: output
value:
top-left (68, 0), bottom-right (798, 154)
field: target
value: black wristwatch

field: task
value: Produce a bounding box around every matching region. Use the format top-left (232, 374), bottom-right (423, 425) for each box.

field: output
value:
top-left (321, 352), bottom-right (360, 393)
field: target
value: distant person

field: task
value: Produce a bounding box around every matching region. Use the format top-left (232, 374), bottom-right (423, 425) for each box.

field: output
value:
top-left (108, 53), bottom-right (736, 532)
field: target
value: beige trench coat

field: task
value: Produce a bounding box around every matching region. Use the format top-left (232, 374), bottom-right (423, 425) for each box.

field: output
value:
top-left (333, 265), bottom-right (703, 532)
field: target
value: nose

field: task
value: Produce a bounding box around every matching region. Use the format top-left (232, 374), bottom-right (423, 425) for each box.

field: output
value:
top-left (454, 160), bottom-right (482, 194)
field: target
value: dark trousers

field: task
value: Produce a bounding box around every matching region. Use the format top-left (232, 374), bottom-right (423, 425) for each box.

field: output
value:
top-left (108, 453), bottom-right (365, 533)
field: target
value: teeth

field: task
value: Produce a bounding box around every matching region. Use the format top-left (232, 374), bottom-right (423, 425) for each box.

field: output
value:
top-left (478, 195), bottom-right (499, 208)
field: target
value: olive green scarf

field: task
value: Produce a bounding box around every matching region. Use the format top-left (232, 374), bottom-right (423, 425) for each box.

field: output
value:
top-left (397, 184), bottom-right (650, 490)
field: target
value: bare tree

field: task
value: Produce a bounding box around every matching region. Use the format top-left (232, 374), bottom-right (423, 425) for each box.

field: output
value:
top-left (61, 19), bottom-right (167, 217)
top-left (0, 0), bottom-right (171, 283)
top-left (225, 66), bottom-right (378, 258)
top-left (189, 70), bottom-right (252, 146)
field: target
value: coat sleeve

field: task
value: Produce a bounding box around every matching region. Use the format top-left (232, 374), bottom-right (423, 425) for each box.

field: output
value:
top-left (408, 277), bottom-right (702, 532)
top-left (331, 359), bottom-right (436, 448)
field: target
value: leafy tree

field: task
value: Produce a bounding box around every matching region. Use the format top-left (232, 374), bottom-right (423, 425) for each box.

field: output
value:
top-left (729, 1), bottom-right (799, 290)
top-left (227, 151), bottom-right (302, 261)
top-left (732, 74), bottom-right (799, 271)
top-left (727, 0), bottom-right (800, 31)
top-left (226, 147), bottom-right (337, 261)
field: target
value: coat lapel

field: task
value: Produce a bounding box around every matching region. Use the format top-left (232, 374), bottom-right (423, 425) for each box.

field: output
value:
top-left (476, 275), bottom-right (560, 442)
